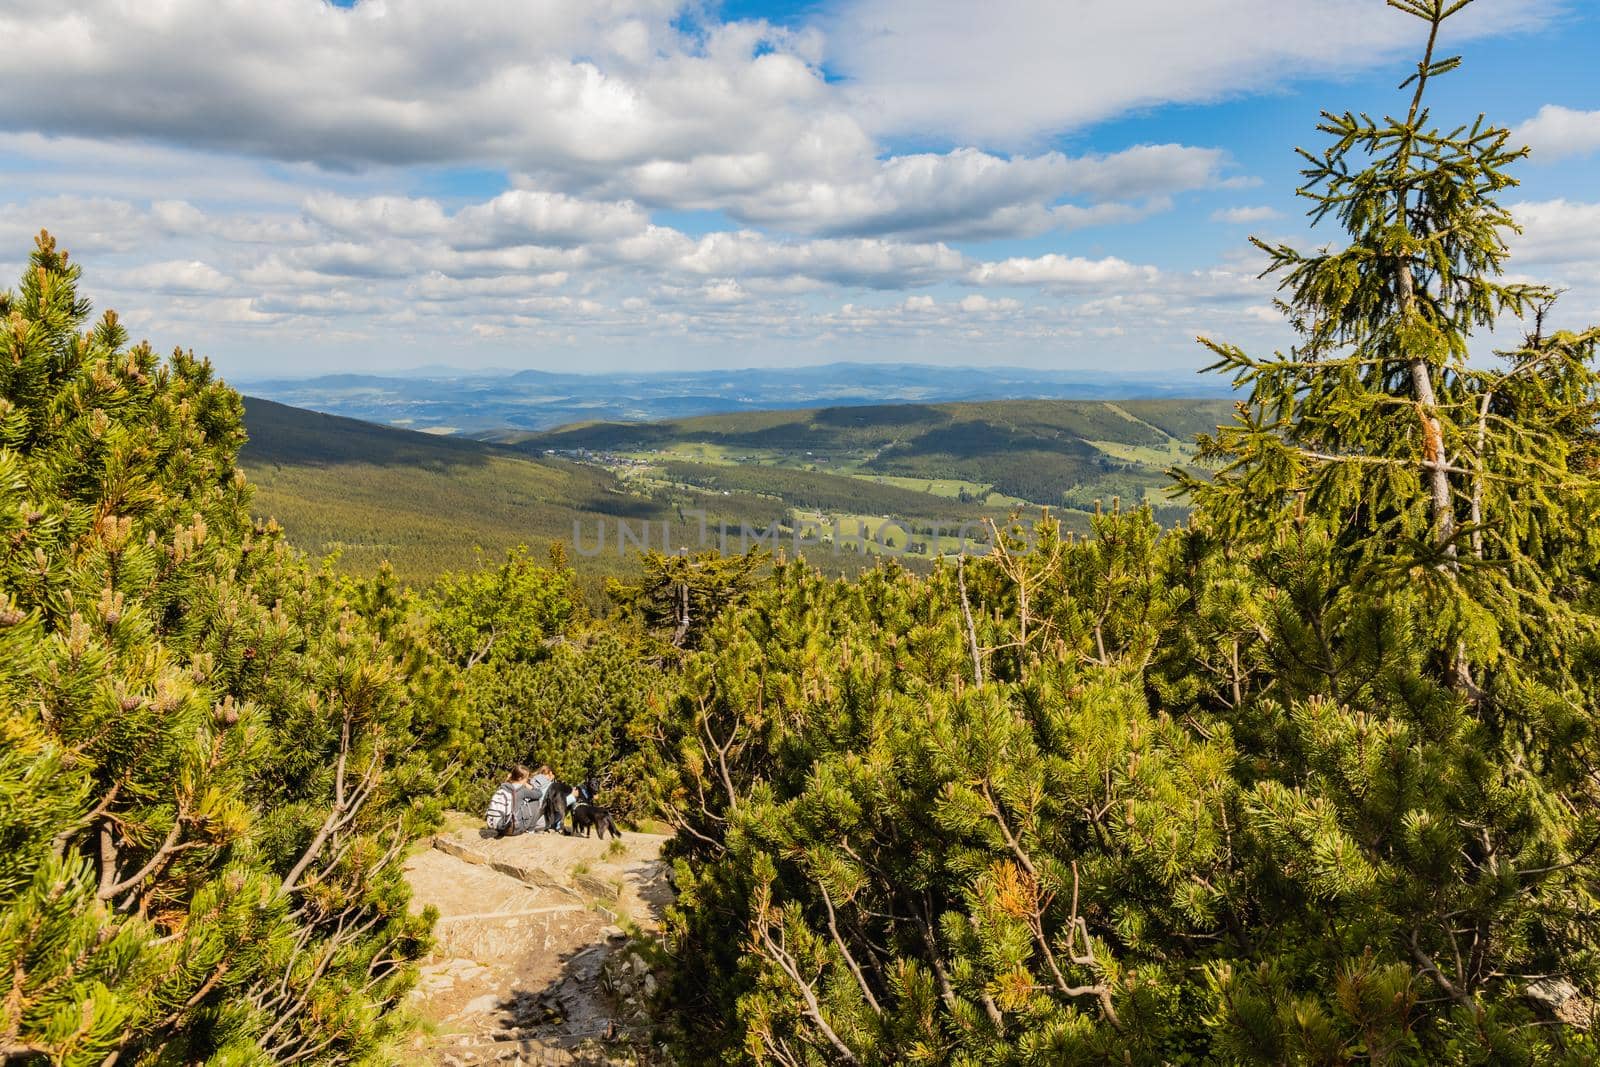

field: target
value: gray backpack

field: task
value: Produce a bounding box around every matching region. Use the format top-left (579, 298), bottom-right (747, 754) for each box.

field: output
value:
top-left (512, 784), bottom-right (543, 834)
top-left (487, 781), bottom-right (544, 836)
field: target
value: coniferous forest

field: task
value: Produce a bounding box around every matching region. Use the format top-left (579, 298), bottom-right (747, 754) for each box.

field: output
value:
top-left (4, 2), bottom-right (1600, 1063)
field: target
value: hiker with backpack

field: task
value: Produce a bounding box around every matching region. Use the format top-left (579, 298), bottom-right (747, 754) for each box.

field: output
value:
top-left (485, 765), bottom-right (545, 837)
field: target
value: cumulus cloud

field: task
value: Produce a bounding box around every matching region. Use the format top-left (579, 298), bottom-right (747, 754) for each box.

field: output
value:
top-left (1508, 199), bottom-right (1600, 296)
top-left (0, 1), bottom-right (1264, 246)
top-left (0, 2), bottom-right (836, 180)
top-left (452, 191), bottom-right (649, 250)
top-left (0, 196), bottom-right (155, 253)
top-left (967, 254), bottom-right (1159, 288)
top-left (1501, 200), bottom-right (1600, 325)
top-left (1515, 105), bottom-right (1600, 162)
top-left (828, 0), bottom-right (1559, 144)
top-left (1211, 205), bottom-right (1281, 224)
top-left (713, 144), bottom-right (1229, 240)
top-left (406, 271), bottom-right (571, 302)
top-left (128, 259), bottom-right (235, 294)
top-left (675, 231), bottom-right (966, 289)
top-left (303, 195), bottom-right (451, 239)
top-left (6, 0), bottom-right (1566, 374)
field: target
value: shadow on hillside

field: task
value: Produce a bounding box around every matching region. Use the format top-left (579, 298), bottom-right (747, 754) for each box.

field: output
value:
top-left (572, 491), bottom-right (668, 520)
top-left (242, 397), bottom-right (501, 470)
top-left (812, 403), bottom-right (943, 427)
top-left (515, 423), bottom-right (678, 451)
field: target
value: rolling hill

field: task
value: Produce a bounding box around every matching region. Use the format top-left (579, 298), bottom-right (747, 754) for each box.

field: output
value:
top-left (508, 397), bottom-right (1232, 521)
top-left (240, 398), bottom-right (781, 585)
top-left (240, 396), bottom-right (1232, 586)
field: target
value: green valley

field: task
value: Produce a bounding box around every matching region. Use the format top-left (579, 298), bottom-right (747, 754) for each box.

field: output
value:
top-left (242, 395), bottom-right (1230, 583)
top-left (241, 397), bottom-right (787, 586)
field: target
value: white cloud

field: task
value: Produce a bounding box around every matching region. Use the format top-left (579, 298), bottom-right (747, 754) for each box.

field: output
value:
top-left (304, 195), bottom-right (450, 238)
top-left (967, 254), bottom-right (1158, 288)
top-left (452, 190), bottom-right (649, 249)
top-left (959, 294), bottom-right (1022, 313)
top-left (1510, 199), bottom-right (1600, 269)
top-left (1515, 105), bottom-right (1600, 162)
top-left (0, 2), bottom-right (840, 183)
top-left (673, 231), bottom-right (965, 288)
top-left (827, 0), bottom-right (1559, 145)
top-left (7, 1), bottom-right (1564, 375)
top-left (406, 271), bottom-right (571, 302)
top-left (0, 195), bottom-right (153, 253)
top-left (712, 144), bottom-right (1229, 240)
top-left (0, 0), bottom-right (1329, 249)
top-left (1507, 200), bottom-right (1600, 321)
top-left (1211, 205), bottom-right (1281, 224)
top-left (128, 259), bottom-right (234, 294)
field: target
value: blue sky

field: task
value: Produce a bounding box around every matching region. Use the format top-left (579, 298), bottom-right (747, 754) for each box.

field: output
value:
top-left (0, 0), bottom-right (1596, 381)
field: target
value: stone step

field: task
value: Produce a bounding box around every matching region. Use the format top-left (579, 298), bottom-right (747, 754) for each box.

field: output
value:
top-left (434, 904), bottom-right (588, 925)
top-left (428, 828), bottom-right (673, 934)
top-left (432, 835), bottom-right (588, 901)
top-left (440, 1027), bottom-right (648, 1066)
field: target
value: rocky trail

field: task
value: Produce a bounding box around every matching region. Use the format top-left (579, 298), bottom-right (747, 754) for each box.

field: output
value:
top-left (400, 819), bottom-right (674, 1065)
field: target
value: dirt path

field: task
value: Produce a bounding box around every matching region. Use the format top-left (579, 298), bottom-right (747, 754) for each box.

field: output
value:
top-left (400, 820), bottom-right (673, 1065)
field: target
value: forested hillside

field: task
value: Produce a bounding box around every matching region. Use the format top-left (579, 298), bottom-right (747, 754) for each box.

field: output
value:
top-left (241, 395), bottom-right (1216, 584)
top-left (5, 4), bottom-right (1600, 1065)
top-left (240, 363), bottom-right (1226, 436)
top-left (240, 397), bottom-right (783, 585)
top-left (510, 396), bottom-right (1226, 519)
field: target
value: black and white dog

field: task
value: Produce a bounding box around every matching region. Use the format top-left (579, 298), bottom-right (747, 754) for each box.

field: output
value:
top-left (539, 778), bottom-right (620, 838)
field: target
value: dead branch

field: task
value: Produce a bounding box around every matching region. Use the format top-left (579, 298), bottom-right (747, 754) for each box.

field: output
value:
top-left (755, 909), bottom-right (861, 1065)
top-left (817, 878), bottom-right (882, 1016)
top-left (957, 555), bottom-right (984, 689)
top-left (52, 780), bottom-right (122, 855)
top-left (98, 811), bottom-right (185, 902)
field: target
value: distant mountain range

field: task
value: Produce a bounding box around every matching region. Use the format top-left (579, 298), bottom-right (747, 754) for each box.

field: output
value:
top-left (236, 362), bottom-right (1227, 436)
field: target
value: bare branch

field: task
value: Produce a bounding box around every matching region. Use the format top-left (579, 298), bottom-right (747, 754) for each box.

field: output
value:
top-left (754, 910), bottom-right (861, 1065)
top-left (957, 554), bottom-right (984, 689)
top-left (817, 877), bottom-right (881, 1016)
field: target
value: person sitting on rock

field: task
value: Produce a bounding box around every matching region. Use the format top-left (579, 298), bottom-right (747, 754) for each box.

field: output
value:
top-left (530, 765), bottom-right (566, 833)
top-left (530, 764), bottom-right (554, 804)
top-left (485, 765), bottom-right (542, 837)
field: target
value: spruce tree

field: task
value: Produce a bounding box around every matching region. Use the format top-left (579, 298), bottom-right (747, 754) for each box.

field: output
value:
top-left (1177, 0), bottom-right (1600, 1057)
top-left (608, 547), bottom-right (767, 655)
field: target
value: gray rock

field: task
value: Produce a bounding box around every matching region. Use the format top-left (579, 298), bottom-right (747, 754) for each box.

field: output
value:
top-left (1526, 976), bottom-right (1594, 1027)
top-left (462, 993), bottom-right (502, 1015)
